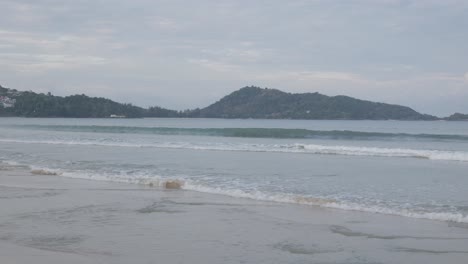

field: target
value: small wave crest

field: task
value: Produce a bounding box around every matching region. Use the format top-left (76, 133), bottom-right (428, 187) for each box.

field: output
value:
top-left (2, 138), bottom-right (468, 162)
top-left (58, 170), bottom-right (185, 190)
top-left (0, 160), bottom-right (30, 171)
top-left (292, 144), bottom-right (468, 162)
top-left (325, 203), bottom-right (468, 223)
top-left (181, 182), bottom-right (337, 205)
top-left (164, 182), bottom-right (468, 223)
top-left (182, 183), bottom-right (468, 223)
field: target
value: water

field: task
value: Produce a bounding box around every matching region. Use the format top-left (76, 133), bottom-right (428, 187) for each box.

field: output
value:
top-left (1, 118), bottom-right (468, 223)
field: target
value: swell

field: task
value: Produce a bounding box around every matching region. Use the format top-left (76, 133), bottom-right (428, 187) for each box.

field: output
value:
top-left (1, 138), bottom-right (468, 162)
top-left (9, 124), bottom-right (468, 141)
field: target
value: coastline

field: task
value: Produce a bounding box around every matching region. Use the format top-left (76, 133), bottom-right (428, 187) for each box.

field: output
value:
top-left (2, 116), bottom-right (468, 121)
top-left (1, 167), bottom-right (468, 264)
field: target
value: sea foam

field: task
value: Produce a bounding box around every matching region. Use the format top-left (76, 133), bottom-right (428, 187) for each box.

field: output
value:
top-left (1, 138), bottom-right (468, 162)
top-left (3, 161), bottom-right (468, 223)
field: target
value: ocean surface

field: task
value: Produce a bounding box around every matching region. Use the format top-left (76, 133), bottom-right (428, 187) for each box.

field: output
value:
top-left (1, 118), bottom-right (468, 223)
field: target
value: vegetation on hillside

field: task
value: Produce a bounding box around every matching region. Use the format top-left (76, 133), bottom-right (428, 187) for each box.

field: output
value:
top-left (1, 84), bottom-right (465, 120)
top-left (444, 113), bottom-right (468, 121)
top-left (193, 86), bottom-right (438, 120)
top-left (0, 85), bottom-right (176, 118)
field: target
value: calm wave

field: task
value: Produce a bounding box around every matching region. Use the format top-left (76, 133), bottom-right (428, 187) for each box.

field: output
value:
top-left (8, 124), bottom-right (468, 141)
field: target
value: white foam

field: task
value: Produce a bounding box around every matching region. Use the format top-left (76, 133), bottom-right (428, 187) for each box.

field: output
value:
top-left (0, 139), bottom-right (144, 148)
top-left (59, 170), bottom-right (186, 189)
top-left (3, 161), bottom-right (467, 223)
top-left (1, 138), bottom-right (468, 162)
top-left (181, 182), bottom-right (336, 204)
top-left (325, 202), bottom-right (468, 223)
top-left (296, 144), bottom-right (468, 162)
top-left (1, 160), bottom-right (21, 166)
top-left (182, 183), bottom-right (468, 223)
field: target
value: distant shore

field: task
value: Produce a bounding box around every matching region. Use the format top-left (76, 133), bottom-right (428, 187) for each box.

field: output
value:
top-left (1, 116), bottom-right (467, 121)
top-left (3, 85), bottom-right (467, 120)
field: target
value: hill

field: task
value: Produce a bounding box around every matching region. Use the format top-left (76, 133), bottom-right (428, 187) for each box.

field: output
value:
top-left (191, 86), bottom-right (437, 120)
top-left (0, 84), bottom-right (178, 118)
top-left (1, 84), bottom-right (466, 120)
top-left (444, 113), bottom-right (468, 121)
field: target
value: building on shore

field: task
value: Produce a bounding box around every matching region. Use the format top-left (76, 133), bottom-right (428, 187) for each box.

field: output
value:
top-left (0, 96), bottom-right (16, 108)
top-left (110, 114), bottom-right (126, 118)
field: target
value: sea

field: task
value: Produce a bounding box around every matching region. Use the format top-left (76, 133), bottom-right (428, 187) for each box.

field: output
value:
top-left (1, 117), bottom-right (468, 223)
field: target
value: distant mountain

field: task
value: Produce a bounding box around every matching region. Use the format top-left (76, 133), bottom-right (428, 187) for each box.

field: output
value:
top-left (191, 86), bottom-right (438, 120)
top-left (1, 84), bottom-right (465, 120)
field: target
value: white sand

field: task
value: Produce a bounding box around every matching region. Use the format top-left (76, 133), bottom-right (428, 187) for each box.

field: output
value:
top-left (1, 169), bottom-right (468, 264)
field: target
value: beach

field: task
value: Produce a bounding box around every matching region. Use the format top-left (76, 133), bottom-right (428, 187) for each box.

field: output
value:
top-left (2, 0), bottom-right (467, 262)
top-left (1, 166), bottom-right (468, 264)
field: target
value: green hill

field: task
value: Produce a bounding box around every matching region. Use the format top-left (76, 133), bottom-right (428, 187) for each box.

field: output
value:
top-left (444, 113), bottom-right (468, 121)
top-left (193, 86), bottom-right (437, 120)
top-left (0, 84), bottom-right (177, 118)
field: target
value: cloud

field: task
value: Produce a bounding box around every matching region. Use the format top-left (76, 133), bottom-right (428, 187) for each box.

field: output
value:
top-left (200, 46), bottom-right (270, 64)
top-left (0, 29), bottom-right (106, 54)
top-left (188, 59), bottom-right (241, 73)
top-left (145, 16), bottom-right (184, 31)
top-left (407, 0), bottom-right (468, 8)
top-left (4, 2), bottom-right (49, 25)
top-left (0, 29), bottom-right (120, 73)
top-left (465, 72), bottom-right (468, 82)
top-left (256, 71), bottom-right (368, 83)
top-left (0, 52), bottom-right (108, 73)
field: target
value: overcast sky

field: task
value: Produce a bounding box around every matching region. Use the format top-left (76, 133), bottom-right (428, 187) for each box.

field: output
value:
top-left (1, 0), bottom-right (467, 116)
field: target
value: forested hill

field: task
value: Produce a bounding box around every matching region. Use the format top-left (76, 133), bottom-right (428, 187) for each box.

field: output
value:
top-left (444, 113), bottom-right (468, 121)
top-left (192, 86), bottom-right (438, 120)
top-left (0, 85), bottom-right (178, 118)
top-left (0, 84), bottom-right (464, 120)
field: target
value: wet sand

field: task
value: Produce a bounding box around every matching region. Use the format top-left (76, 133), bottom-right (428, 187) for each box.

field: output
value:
top-left (1, 168), bottom-right (468, 264)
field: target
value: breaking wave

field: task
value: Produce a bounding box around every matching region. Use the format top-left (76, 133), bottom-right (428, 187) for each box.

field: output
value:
top-left (2, 160), bottom-right (467, 223)
top-left (9, 124), bottom-right (468, 141)
top-left (12, 164), bottom-right (468, 223)
top-left (187, 184), bottom-right (468, 223)
top-left (1, 138), bottom-right (468, 162)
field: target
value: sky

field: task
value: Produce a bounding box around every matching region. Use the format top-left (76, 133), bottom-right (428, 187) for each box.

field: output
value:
top-left (1, 0), bottom-right (467, 116)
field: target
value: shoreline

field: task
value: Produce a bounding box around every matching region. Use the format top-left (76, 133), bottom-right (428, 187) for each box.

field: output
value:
top-left (4, 159), bottom-right (468, 224)
top-left (2, 116), bottom-right (468, 121)
top-left (1, 168), bottom-right (468, 264)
